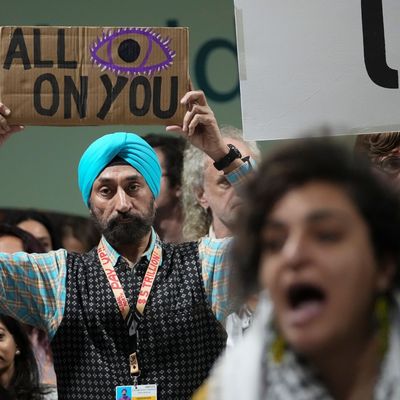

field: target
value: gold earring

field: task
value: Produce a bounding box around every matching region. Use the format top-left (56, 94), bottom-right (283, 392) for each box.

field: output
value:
top-left (374, 294), bottom-right (390, 357)
top-left (271, 333), bottom-right (286, 364)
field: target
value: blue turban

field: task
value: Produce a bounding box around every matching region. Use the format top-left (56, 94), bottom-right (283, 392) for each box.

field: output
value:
top-left (78, 132), bottom-right (161, 207)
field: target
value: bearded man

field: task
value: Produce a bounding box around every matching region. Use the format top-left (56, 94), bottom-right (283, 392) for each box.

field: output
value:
top-left (0, 91), bottom-right (253, 400)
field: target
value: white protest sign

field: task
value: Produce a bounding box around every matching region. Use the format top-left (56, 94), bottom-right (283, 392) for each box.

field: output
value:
top-left (234, 0), bottom-right (400, 140)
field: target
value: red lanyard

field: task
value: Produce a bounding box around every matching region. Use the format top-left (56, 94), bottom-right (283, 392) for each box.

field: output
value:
top-left (97, 239), bottom-right (162, 380)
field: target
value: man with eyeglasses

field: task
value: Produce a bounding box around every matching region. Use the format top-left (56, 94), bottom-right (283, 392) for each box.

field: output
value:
top-left (354, 132), bottom-right (400, 184)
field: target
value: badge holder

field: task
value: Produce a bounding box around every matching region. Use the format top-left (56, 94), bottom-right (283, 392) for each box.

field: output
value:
top-left (127, 308), bottom-right (142, 388)
top-left (116, 384), bottom-right (157, 400)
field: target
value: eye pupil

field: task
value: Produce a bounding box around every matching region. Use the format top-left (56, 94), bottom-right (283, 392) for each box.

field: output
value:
top-left (118, 39), bottom-right (141, 63)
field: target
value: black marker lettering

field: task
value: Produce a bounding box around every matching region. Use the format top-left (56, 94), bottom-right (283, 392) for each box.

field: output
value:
top-left (97, 75), bottom-right (128, 120)
top-left (129, 76), bottom-right (151, 117)
top-left (3, 28), bottom-right (31, 70)
top-left (361, 0), bottom-right (398, 88)
top-left (33, 73), bottom-right (59, 116)
top-left (33, 29), bottom-right (53, 68)
top-left (153, 76), bottom-right (178, 119)
top-left (64, 76), bottom-right (88, 119)
top-left (57, 29), bottom-right (77, 69)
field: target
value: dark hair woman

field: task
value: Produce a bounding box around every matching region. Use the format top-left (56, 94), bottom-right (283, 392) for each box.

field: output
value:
top-left (204, 140), bottom-right (400, 400)
top-left (0, 314), bottom-right (47, 399)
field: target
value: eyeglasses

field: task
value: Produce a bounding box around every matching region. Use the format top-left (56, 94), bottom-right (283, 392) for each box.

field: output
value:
top-left (375, 155), bottom-right (400, 175)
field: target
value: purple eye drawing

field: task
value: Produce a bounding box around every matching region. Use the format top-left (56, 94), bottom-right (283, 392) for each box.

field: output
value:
top-left (89, 28), bottom-right (176, 76)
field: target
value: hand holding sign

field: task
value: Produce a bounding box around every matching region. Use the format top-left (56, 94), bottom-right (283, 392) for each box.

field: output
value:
top-left (0, 102), bottom-right (24, 145)
top-left (0, 26), bottom-right (189, 126)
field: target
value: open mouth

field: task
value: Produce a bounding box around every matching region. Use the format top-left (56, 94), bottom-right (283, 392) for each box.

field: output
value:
top-left (285, 283), bottom-right (326, 326)
top-left (288, 283), bottom-right (325, 309)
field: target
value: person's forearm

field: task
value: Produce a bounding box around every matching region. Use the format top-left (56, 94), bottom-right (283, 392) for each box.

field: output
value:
top-left (0, 249), bottom-right (68, 338)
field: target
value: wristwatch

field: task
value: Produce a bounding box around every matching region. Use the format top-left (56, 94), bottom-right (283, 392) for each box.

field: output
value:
top-left (213, 144), bottom-right (242, 171)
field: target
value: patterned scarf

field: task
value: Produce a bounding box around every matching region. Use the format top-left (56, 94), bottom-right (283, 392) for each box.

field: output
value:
top-left (208, 293), bottom-right (400, 400)
top-left (262, 295), bottom-right (400, 400)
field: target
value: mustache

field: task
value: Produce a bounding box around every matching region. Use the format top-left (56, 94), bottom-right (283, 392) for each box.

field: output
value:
top-left (107, 213), bottom-right (141, 228)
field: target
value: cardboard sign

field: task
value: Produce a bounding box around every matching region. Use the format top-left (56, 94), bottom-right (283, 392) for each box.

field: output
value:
top-left (234, 0), bottom-right (400, 140)
top-left (0, 26), bottom-right (189, 126)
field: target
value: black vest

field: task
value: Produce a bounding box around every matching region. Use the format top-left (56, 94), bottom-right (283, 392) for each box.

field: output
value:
top-left (51, 241), bottom-right (227, 399)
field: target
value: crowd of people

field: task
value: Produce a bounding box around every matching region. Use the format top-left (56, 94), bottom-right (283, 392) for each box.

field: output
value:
top-left (0, 89), bottom-right (398, 400)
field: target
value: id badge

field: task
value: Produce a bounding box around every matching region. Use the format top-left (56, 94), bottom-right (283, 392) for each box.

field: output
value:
top-left (116, 384), bottom-right (157, 400)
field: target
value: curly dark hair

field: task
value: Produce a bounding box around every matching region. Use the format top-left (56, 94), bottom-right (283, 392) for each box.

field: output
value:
top-left (232, 139), bottom-right (400, 304)
top-left (0, 315), bottom-right (45, 399)
top-left (354, 132), bottom-right (400, 159)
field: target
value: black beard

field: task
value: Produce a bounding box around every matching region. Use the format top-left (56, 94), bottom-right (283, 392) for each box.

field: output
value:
top-left (94, 207), bottom-right (155, 247)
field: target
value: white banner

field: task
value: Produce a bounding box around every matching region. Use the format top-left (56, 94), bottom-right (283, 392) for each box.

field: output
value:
top-left (234, 0), bottom-right (400, 140)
